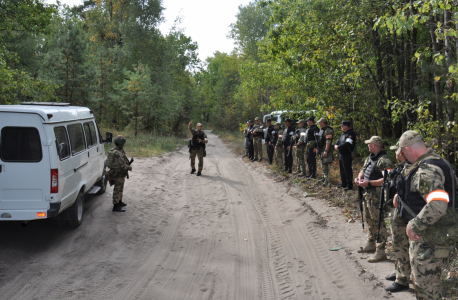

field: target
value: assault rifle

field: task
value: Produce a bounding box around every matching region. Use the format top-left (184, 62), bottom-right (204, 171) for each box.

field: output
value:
top-left (126, 157), bottom-right (134, 179)
top-left (358, 185), bottom-right (364, 229)
top-left (376, 168), bottom-right (388, 243)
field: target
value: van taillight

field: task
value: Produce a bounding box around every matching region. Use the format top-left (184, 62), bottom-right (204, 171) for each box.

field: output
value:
top-left (51, 169), bottom-right (58, 193)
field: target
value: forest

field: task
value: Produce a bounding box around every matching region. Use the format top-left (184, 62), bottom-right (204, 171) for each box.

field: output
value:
top-left (2, 0), bottom-right (458, 162)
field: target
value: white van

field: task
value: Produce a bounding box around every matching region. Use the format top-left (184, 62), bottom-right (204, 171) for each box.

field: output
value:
top-left (0, 102), bottom-right (112, 227)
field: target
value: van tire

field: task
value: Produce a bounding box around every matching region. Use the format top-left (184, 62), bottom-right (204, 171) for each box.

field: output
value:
top-left (96, 175), bottom-right (107, 195)
top-left (67, 192), bottom-right (84, 228)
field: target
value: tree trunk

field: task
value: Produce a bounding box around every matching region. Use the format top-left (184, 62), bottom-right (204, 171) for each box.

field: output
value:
top-left (430, 14), bottom-right (443, 121)
top-left (444, 8), bottom-right (454, 121)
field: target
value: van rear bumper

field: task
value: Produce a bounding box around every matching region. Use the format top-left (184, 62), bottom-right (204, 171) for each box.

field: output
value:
top-left (0, 202), bottom-right (61, 221)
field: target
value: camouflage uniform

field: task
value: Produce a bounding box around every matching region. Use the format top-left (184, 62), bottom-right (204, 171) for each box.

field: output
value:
top-left (106, 147), bottom-right (131, 205)
top-left (389, 161), bottom-right (412, 287)
top-left (316, 121), bottom-right (334, 186)
top-left (295, 121), bottom-right (307, 176)
top-left (189, 124), bottom-right (208, 172)
top-left (252, 122), bottom-right (264, 160)
top-left (360, 147), bottom-right (394, 254)
top-left (404, 149), bottom-right (452, 299)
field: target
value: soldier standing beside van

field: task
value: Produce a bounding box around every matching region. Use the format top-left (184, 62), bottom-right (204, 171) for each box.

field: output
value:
top-left (106, 135), bottom-right (132, 212)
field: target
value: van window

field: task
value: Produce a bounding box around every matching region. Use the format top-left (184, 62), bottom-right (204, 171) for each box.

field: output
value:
top-left (83, 122), bottom-right (97, 148)
top-left (83, 123), bottom-right (92, 148)
top-left (88, 122), bottom-right (98, 145)
top-left (67, 124), bottom-right (86, 155)
top-left (0, 127), bottom-right (42, 162)
top-left (54, 126), bottom-right (70, 160)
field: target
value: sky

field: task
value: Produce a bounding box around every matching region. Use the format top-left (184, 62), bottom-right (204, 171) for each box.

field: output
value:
top-left (46, 0), bottom-right (253, 62)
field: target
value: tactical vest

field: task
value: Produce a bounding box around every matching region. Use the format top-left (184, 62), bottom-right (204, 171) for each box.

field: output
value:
top-left (307, 125), bottom-right (317, 141)
top-left (400, 158), bottom-right (454, 222)
top-left (192, 130), bottom-right (206, 150)
top-left (317, 126), bottom-right (332, 149)
top-left (363, 150), bottom-right (386, 183)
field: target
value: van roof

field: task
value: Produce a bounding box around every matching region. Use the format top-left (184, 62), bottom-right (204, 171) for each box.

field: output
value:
top-left (0, 104), bottom-right (94, 123)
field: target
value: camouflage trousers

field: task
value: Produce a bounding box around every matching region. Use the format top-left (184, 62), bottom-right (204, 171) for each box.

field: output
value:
top-left (112, 177), bottom-right (125, 205)
top-left (363, 189), bottom-right (387, 250)
top-left (410, 240), bottom-right (445, 299)
top-left (390, 208), bottom-right (411, 286)
top-left (275, 147), bottom-right (284, 168)
top-left (296, 146), bottom-right (306, 175)
top-left (190, 149), bottom-right (204, 171)
top-left (320, 161), bottom-right (331, 186)
top-left (253, 137), bottom-right (263, 160)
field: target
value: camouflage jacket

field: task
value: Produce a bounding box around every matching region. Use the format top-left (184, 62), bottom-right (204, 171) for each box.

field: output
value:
top-left (252, 123), bottom-right (264, 139)
top-left (106, 147), bottom-right (130, 179)
top-left (295, 127), bottom-right (307, 147)
top-left (406, 149), bottom-right (451, 235)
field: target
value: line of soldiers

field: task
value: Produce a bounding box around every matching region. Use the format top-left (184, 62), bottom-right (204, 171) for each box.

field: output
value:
top-left (244, 116), bottom-right (342, 187)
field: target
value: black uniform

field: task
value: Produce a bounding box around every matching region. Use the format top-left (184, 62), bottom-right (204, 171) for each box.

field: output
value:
top-left (335, 128), bottom-right (356, 189)
top-left (282, 125), bottom-right (296, 172)
top-left (306, 124), bottom-right (319, 177)
top-left (244, 126), bottom-right (250, 156)
top-left (264, 124), bottom-right (275, 164)
top-left (246, 125), bottom-right (254, 160)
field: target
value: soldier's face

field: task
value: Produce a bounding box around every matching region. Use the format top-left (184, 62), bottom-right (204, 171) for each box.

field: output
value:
top-left (256, 120), bottom-right (260, 124)
top-left (307, 121), bottom-right (313, 126)
top-left (267, 121), bottom-right (271, 126)
top-left (285, 121), bottom-right (291, 126)
top-left (401, 146), bottom-right (414, 163)
top-left (298, 122), bottom-right (304, 128)
top-left (197, 125), bottom-right (203, 130)
top-left (275, 125), bottom-right (280, 130)
top-left (341, 125), bottom-right (349, 132)
top-left (319, 121), bottom-right (325, 128)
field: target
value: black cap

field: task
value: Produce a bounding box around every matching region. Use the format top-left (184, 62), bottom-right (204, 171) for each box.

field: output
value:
top-left (285, 118), bottom-right (292, 123)
top-left (266, 118), bottom-right (272, 122)
top-left (306, 116), bottom-right (315, 122)
top-left (339, 120), bottom-right (351, 127)
top-left (248, 120), bottom-right (253, 123)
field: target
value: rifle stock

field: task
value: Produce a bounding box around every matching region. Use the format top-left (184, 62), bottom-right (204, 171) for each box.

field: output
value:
top-left (126, 157), bottom-right (134, 179)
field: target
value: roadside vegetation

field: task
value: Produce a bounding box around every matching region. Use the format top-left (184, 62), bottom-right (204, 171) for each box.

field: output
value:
top-left (100, 126), bottom-right (187, 158)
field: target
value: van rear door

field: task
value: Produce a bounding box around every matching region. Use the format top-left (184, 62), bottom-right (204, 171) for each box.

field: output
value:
top-left (0, 113), bottom-right (50, 215)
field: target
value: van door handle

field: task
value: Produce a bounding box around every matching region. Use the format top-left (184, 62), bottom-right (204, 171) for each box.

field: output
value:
top-left (74, 162), bottom-right (88, 172)
top-left (0, 165), bottom-right (2, 173)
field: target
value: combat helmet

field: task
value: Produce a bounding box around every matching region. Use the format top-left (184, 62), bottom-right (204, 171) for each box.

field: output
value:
top-left (115, 135), bottom-right (126, 147)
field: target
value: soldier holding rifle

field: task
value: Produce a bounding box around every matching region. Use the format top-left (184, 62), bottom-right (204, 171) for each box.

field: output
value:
top-left (354, 136), bottom-right (394, 263)
top-left (384, 141), bottom-right (411, 293)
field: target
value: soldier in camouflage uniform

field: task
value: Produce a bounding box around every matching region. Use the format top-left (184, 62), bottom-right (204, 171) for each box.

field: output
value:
top-left (189, 121), bottom-right (208, 176)
top-left (314, 118), bottom-right (334, 186)
top-left (273, 122), bottom-right (284, 168)
top-left (293, 120), bottom-right (307, 176)
top-left (106, 135), bottom-right (133, 212)
top-left (305, 117), bottom-right (319, 178)
top-left (354, 136), bottom-right (394, 262)
top-left (393, 130), bottom-right (456, 299)
top-left (385, 141), bottom-right (412, 292)
top-left (251, 117), bottom-right (264, 162)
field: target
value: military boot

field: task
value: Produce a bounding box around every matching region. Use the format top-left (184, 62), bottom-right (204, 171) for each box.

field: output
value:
top-left (197, 171), bottom-right (202, 176)
top-left (112, 203), bottom-right (125, 212)
top-left (367, 249), bottom-right (387, 263)
top-left (191, 169), bottom-right (196, 174)
top-left (119, 201), bottom-right (127, 207)
top-left (357, 243), bottom-right (376, 253)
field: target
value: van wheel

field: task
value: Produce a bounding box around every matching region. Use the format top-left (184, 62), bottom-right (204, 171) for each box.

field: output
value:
top-left (96, 175), bottom-right (107, 195)
top-left (67, 192), bottom-right (84, 228)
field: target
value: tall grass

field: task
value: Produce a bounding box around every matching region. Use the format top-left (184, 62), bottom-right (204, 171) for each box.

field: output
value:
top-left (99, 126), bottom-right (187, 157)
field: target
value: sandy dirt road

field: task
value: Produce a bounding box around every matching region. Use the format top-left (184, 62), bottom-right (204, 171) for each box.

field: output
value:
top-left (0, 131), bottom-right (415, 300)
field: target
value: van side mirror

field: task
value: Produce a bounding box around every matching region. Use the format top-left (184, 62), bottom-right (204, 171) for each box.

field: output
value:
top-left (103, 132), bottom-right (113, 144)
